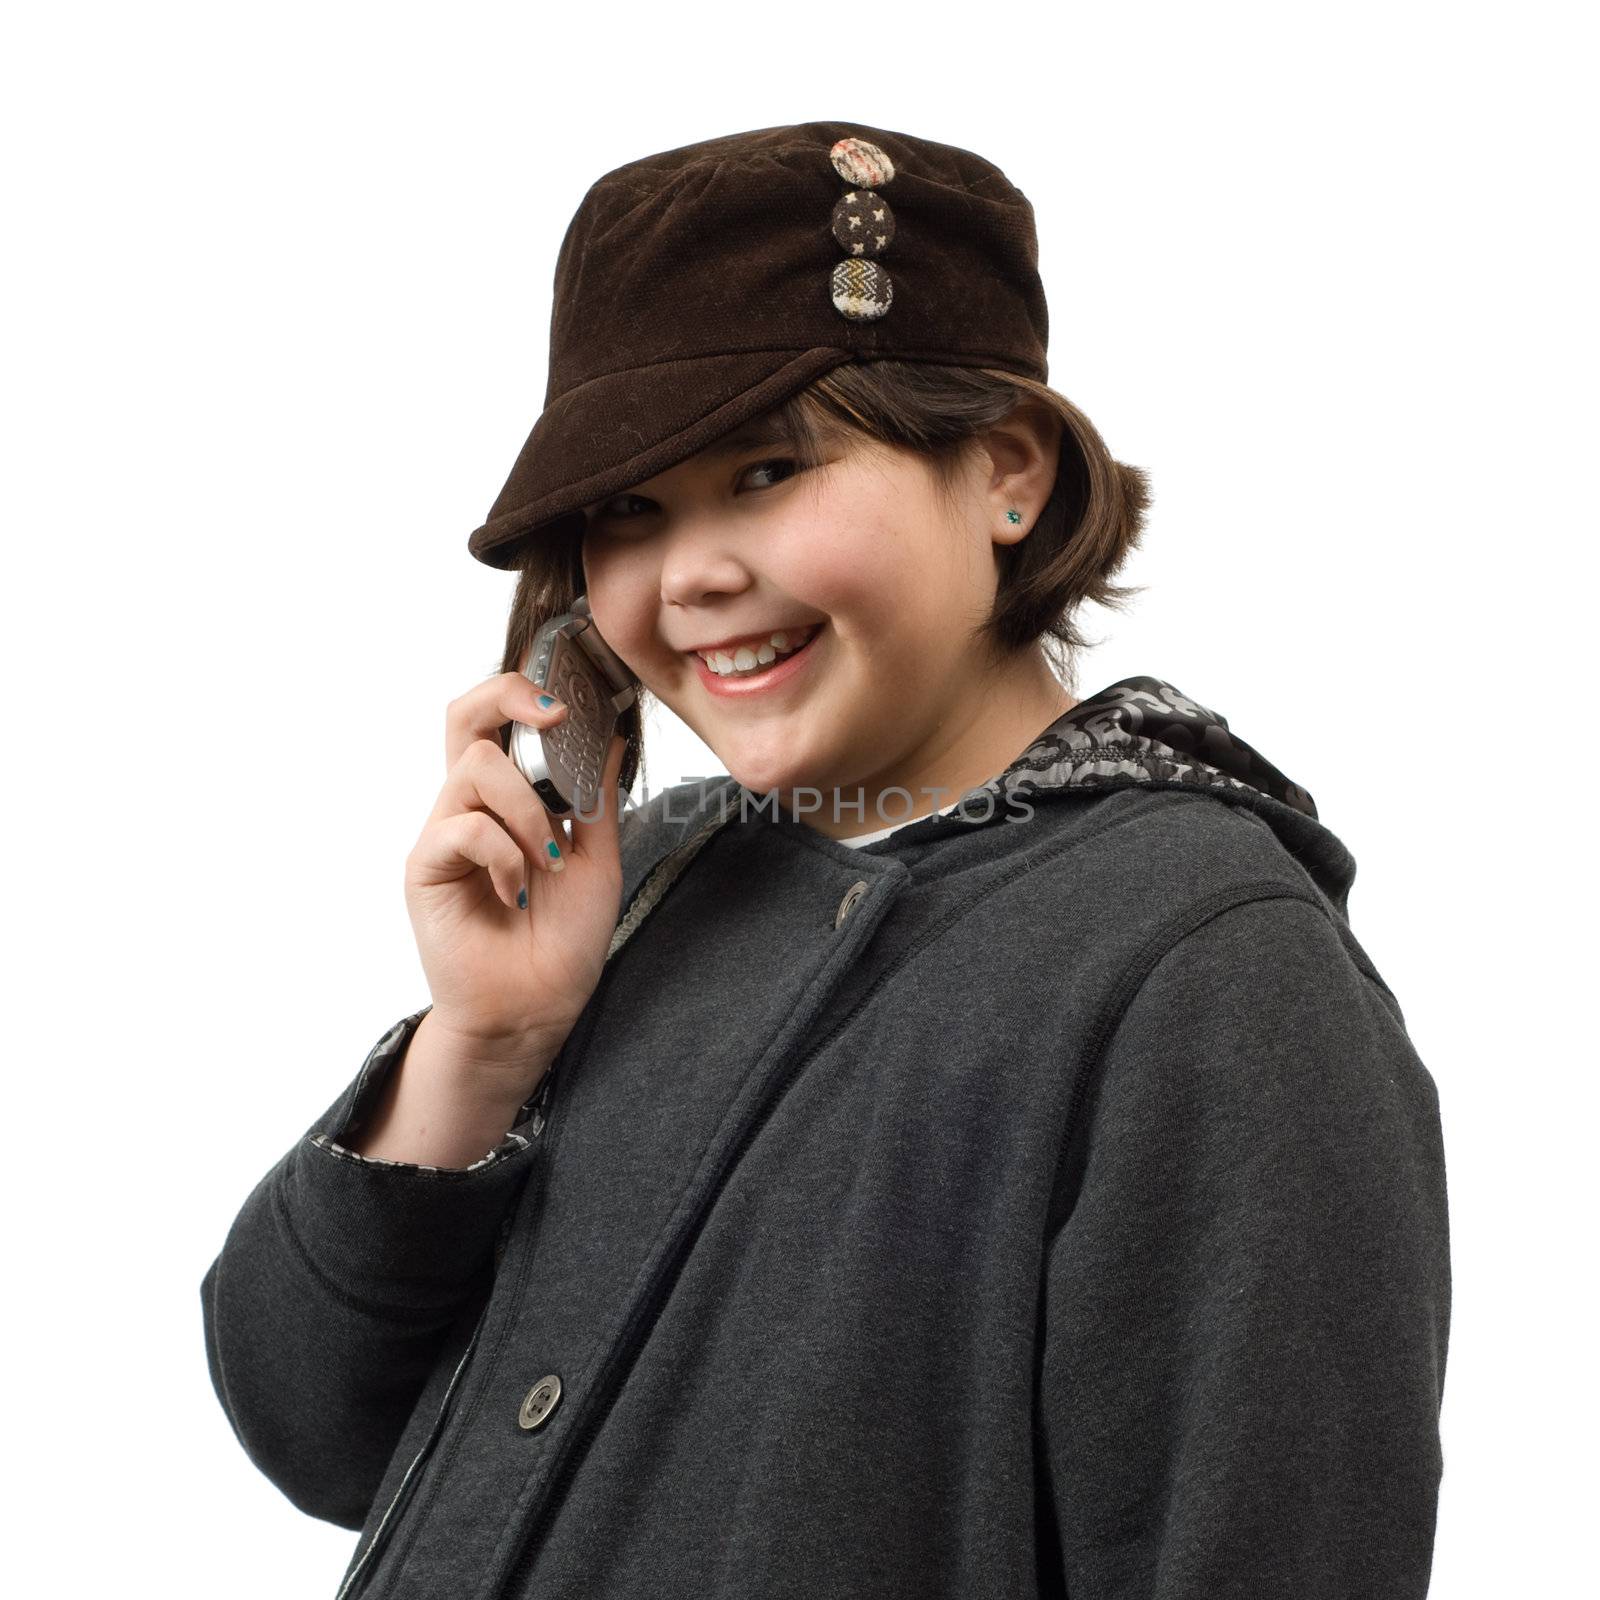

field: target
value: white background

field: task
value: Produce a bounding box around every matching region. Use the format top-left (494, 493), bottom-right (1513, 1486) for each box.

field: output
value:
top-left (4, 2), bottom-right (1593, 1594)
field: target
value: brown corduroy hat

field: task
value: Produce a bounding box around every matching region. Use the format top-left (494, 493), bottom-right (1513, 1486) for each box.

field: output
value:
top-left (467, 119), bottom-right (1051, 570)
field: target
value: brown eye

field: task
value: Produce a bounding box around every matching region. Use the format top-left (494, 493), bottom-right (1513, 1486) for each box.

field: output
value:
top-left (739, 458), bottom-right (800, 491)
top-left (588, 493), bottom-right (656, 531)
top-left (603, 493), bottom-right (654, 518)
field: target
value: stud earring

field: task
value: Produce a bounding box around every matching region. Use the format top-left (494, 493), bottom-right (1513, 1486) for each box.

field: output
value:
top-left (1004, 508), bottom-right (1023, 525)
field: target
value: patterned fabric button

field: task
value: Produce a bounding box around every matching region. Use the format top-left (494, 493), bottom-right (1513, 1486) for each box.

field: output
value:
top-left (830, 259), bottom-right (893, 321)
top-left (831, 190), bottom-right (895, 258)
top-left (829, 137), bottom-right (895, 188)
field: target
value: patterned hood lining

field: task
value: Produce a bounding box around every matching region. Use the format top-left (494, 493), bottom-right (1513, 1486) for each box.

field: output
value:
top-left (954, 675), bottom-right (1319, 822)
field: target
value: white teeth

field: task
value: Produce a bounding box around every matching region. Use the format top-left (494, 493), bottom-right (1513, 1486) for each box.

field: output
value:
top-left (699, 625), bottom-right (815, 677)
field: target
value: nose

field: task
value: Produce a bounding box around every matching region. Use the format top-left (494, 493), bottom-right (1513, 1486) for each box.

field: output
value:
top-left (657, 522), bottom-right (758, 611)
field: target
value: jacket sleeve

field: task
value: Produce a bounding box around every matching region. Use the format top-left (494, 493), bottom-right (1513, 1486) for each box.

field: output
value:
top-left (1037, 892), bottom-right (1451, 1599)
top-left (199, 1006), bottom-right (544, 1529)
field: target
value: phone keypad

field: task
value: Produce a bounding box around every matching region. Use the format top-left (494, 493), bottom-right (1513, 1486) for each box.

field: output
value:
top-left (545, 650), bottom-right (607, 801)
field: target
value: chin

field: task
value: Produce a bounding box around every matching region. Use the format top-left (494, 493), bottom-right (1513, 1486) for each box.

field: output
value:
top-left (712, 739), bottom-right (825, 801)
top-left (695, 708), bottom-right (849, 803)
top-left (722, 758), bottom-right (811, 799)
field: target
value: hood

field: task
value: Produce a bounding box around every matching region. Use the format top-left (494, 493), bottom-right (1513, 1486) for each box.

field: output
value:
top-left (936, 675), bottom-right (1356, 916)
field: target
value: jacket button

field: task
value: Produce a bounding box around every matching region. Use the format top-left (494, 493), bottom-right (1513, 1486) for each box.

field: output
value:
top-left (835, 880), bottom-right (869, 929)
top-left (518, 1375), bottom-right (562, 1430)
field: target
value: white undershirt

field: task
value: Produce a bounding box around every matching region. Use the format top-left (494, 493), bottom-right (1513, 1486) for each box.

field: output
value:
top-left (831, 796), bottom-right (966, 849)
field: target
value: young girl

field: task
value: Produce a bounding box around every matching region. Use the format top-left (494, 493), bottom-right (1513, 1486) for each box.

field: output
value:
top-left (201, 121), bottom-right (1451, 1599)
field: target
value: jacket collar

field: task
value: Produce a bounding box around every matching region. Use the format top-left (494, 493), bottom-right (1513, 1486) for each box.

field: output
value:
top-left (645, 674), bottom-right (1353, 915)
top-left (767, 674), bottom-right (1351, 914)
top-left (956, 674), bottom-right (1319, 820)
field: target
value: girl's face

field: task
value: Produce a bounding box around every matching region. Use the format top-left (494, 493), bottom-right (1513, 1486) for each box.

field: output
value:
top-left (580, 412), bottom-right (1065, 827)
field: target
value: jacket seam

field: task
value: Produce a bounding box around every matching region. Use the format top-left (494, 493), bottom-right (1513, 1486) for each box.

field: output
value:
top-left (381, 949), bottom-right (627, 1587)
top-left (1041, 883), bottom-right (1335, 1248)
top-left (335, 1293), bottom-right (495, 1599)
top-left (1329, 918), bottom-right (1399, 1005)
top-left (267, 1175), bottom-right (490, 1328)
top-left (687, 797), bottom-right (1175, 1193)
top-left (475, 854), bottom-right (910, 1594)
top-left (200, 1264), bottom-right (250, 1459)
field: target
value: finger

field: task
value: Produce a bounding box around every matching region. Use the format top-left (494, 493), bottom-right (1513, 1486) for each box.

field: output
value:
top-left (445, 667), bottom-right (567, 773)
top-left (431, 738), bottom-right (569, 877)
top-left (411, 810), bottom-right (527, 911)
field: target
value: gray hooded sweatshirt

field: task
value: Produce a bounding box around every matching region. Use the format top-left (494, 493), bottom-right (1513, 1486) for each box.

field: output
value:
top-left (200, 675), bottom-right (1452, 1600)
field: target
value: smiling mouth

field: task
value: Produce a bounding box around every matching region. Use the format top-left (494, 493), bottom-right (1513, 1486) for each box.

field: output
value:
top-left (692, 622), bottom-right (824, 692)
top-left (694, 623), bottom-right (822, 679)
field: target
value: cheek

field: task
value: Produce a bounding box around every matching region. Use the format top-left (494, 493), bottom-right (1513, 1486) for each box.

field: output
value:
top-left (791, 511), bottom-right (908, 614)
top-left (803, 524), bottom-right (944, 645)
top-left (583, 554), bottom-right (659, 665)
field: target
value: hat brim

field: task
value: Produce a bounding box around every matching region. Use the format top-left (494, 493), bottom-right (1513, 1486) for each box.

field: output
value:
top-left (467, 346), bottom-right (857, 569)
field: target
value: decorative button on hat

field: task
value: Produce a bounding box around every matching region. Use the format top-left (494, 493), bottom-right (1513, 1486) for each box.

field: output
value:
top-left (824, 137), bottom-right (897, 323)
top-left (467, 120), bottom-right (1051, 569)
top-left (830, 190), bottom-right (895, 257)
top-left (830, 259), bottom-right (893, 321)
top-left (828, 136), bottom-right (896, 187)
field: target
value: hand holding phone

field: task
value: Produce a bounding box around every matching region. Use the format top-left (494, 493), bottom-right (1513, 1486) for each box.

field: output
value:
top-left (399, 612), bottom-right (636, 1104)
top-left (506, 594), bottom-right (639, 822)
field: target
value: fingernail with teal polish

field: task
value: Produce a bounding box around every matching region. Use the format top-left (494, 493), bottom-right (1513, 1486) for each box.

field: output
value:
top-left (538, 694), bottom-right (555, 708)
top-left (516, 884), bottom-right (527, 909)
top-left (546, 841), bottom-right (561, 860)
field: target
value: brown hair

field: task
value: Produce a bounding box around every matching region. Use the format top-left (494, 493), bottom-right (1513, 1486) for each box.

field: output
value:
top-left (494, 360), bottom-right (1152, 800)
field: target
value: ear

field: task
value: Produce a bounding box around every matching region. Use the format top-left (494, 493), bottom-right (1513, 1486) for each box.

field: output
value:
top-left (974, 403), bottom-right (1063, 545)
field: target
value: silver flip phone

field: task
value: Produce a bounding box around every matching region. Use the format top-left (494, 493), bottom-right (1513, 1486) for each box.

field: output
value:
top-left (507, 594), bottom-right (639, 819)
